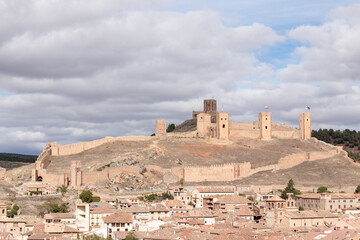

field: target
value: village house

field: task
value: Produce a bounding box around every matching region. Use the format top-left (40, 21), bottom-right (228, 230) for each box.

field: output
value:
top-left (202, 194), bottom-right (252, 212)
top-left (192, 187), bottom-right (235, 208)
top-left (22, 182), bottom-right (57, 196)
top-left (125, 205), bottom-right (150, 223)
top-left (162, 200), bottom-right (186, 214)
top-left (0, 202), bottom-right (27, 237)
top-left (75, 201), bottom-right (116, 231)
top-left (44, 213), bottom-right (76, 225)
top-left (168, 186), bottom-right (192, 206)
top-left (104, 213), bottom-right (133, 238)
top-left (148, 204), bottom-right (169, 220)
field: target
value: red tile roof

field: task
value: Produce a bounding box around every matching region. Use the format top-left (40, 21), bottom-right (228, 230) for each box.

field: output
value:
top-left (103, 213), bottom-right (132, 223)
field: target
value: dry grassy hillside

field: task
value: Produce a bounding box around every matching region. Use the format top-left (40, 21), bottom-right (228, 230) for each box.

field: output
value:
top-left (46, 137), bottom-right (322, 174)
top-left (6, 135), bottom-right (360, 189)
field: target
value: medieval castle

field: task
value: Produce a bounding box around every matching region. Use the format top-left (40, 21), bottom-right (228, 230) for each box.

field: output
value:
top-left (30, 99), bottom-right (344, 189)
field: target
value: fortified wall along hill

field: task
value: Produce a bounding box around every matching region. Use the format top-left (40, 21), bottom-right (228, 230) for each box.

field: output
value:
top-left (30, 99), bottom-right (349, 189)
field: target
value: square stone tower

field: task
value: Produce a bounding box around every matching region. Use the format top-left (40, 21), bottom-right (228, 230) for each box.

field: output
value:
top-left (155, 119), bottom-right (166, 136)
top-left (216, 112), bottom-right (229, 139)
top-left (70, 161), bottom-right (82, 188)
top-left (299, 113), bottom-right (311, 140)
top-left (197, 113), bottom-right (211, 137)
top-left (259, 112), bottom-right (272, 140)
top-left (204, 99), bottom-right (217, 112)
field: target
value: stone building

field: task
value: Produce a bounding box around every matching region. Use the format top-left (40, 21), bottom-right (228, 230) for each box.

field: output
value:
top-left (296, 193), bottom-right (359, 212)
top-left (104, 212), bottom-right (133, 238)
top-left (155, 119), bottom-right (166, 136)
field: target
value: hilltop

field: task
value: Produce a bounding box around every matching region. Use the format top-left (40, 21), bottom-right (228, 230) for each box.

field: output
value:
top-left (6, 99), bottom-right (360, 192)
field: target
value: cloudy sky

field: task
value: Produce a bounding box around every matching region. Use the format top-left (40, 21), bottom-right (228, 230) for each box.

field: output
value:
top-left (1, 0), bottom-right (360, 154)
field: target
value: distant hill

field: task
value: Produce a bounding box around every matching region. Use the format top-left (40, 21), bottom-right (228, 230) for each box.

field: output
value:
top-left (312, 129), bottom-right (360, 162)
top-left (0, 153), bottom-right (37, 163)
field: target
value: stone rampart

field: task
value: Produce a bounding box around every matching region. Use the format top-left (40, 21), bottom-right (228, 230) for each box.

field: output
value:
top-left (272, 131), bottom-right (299, 139)
top-left (182, 163), bottom-right (252, 182)
top-left (308, 151), bottom-right (337, 160)
top-left (167, 131), bottom-right (197, 138)
top-left (277, 153), bottom-right (308, 169)
top-left (51, 136), bottom-right (151, 156)
top-left (178, 148), bottom-right (339, 183)
top-left (183, 164), bottom-right (237, 182)
top-left (82, 171), bottom-right (109, 185)
top-left (43, 172), bottom-right (68, 186)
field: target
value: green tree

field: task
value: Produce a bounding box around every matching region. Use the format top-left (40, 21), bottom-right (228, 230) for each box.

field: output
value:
top-left (355, 185), bottom-right (360, 194)
top-left (298, 206), bottom-right (304, 211)
top-left (166, 124), bottom-right (176, 133)
top-left (247, 196), bottom-right (255, 202)
top-left (48, 202), bottom-right (69, 213)
top-left (7, 204), bottom-right (19, 218)
top-left (80, 190), bottom-right (93, 203)
top-left (57, 185), bottom-right (68, 197)
top-left (125, 232), bottom-right (138, 240)
top-left (162, 191), bottom-right (174, 200)
top-left (281, 179), bottom-right (301, 199)
top-left (317, 186), bottom-right (329, 193)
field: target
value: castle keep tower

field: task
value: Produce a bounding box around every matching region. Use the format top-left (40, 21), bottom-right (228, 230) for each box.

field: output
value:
top-left (299, 113), bottom-right (311, 140)
top-left (259, 112), bottom-right (272, 140)
top-left (197, 113), bottom-right (211, 138)
top-left (204, 99), bottom-right (217, 112)
top-left (216, 112), bottom-right (229, 139)
top-left (155, 119), bottom-right (166, 136)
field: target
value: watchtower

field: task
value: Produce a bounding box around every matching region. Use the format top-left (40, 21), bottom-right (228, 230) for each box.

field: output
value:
top-left (259, 112), bottom-right (272, 140)
top-left (197, 113), bottom-right (211, 138)
top-left (299, 113), bottom-right (311, 140)
top-left (216, 112), bottom-right (229, 139)
top-left (70, 161), bottom-right (82, 188)
top-left (155, 119), bottom-right (166, 136)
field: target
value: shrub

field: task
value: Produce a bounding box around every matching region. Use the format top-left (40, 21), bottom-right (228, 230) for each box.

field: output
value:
top-left (80, 190), bottom-right (93, 203)
top-left (92, 196), bottom-right (101, 202)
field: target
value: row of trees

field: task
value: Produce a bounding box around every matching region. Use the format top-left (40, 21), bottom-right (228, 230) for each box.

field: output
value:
top-left (312, 128), bottom-right (360, 162)
top-left (312, 128), bottom-right (360, 147)
top-left (138, 192), bottom-right (174, 202)
top-left (281, 179), bottom-right (360, 200)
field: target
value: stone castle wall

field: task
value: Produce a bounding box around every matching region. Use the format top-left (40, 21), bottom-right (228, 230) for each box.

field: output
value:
top-left (177, 149), bottom-right (338, 183)
top-left (228, 121), bottom-right (299, 139)
top-left (50, 136), bottom-right (151, 156)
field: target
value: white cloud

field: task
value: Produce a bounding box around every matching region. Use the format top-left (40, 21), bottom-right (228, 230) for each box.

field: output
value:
top-left (0, 0), bottom-right (360, 154)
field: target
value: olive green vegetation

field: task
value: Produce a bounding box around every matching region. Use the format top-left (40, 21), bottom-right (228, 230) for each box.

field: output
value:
top-left (312, 128), bottom-right (360, 162)
top-left (0, 153), bottom-right (37, 163)
top-left (125, 232), bottom-right (139, 240)
top-left (166, 123), bottom-right (176, 133)
top-left (281, 179), bottom-right (301, 199)
top-left (317, 186), bottom-right (331, 193)
top-left (7, 204), bottom-right (19, 218)
top-left (355, 185), bottom-right (360, 194)
top-left (138, 192), bottom-right (174, 202)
